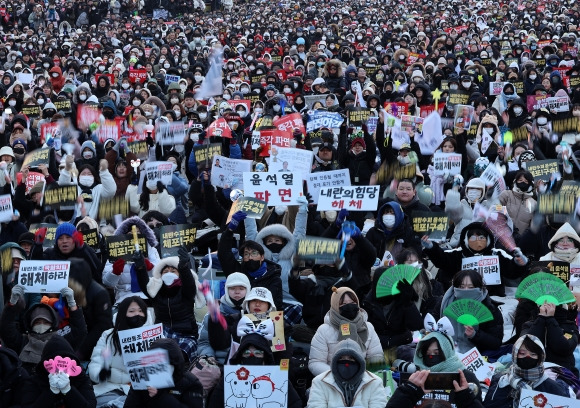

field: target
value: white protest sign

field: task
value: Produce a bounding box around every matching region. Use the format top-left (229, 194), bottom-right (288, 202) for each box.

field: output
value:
top-left (317, 186), bottom-right (380, 211)
top-left (519, 389), bottom-right (578, 408)
top-left (459, 347), bottom-right (495, 382)
top-left (210, 155), bottom-right (252, 190)
top-left (306, 110), bottom-right (345, 132)
top-left (0, 194), bottom-right (13, 222)
top-left (304, 94), bottom-right (327, 109)
top-left (243, 172), bottom-right (303, 205)
top-left (145, 161), bottom-right (173, 186)
top-left (126, 348), bottom-right (174, 390)
top-left (250, 130), bottom-right (261, 149)
top-left (156, 121), bottom-right (186, 145)
top-left (433, 153), bottom-right (462, 176)
top-left (18, 260), bottom-right (71, 293)
top-left (480, 164), bottom-right (506, 198)
top-left (489, 82), bottom-right (507, 96)
top-left (416, 111), bottom-right (443, 155)
top-left (223, 365), bottom-right (289, 408)
top-left (462, 255), bottom-right (501, 285)
top-left (306, 169), bottom-right (351, 204)
top-left (267, 147), bottom-right (314, 177)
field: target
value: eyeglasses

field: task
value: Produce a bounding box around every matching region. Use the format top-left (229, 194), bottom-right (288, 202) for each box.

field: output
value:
top-left (243, 250), bottom-right (261, 258)
top-left (468, 235), bottom-right (487, 242)
top-left (242, 349), bottom-right (264, 358)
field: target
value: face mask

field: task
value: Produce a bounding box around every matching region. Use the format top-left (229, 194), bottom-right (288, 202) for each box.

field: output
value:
top-left (423, 354), bottom-right (444, 367)
top-left (164, 63), bottom-right (170, 69)
top-left (37, 98), bottom-right (45, 105)
top-left (336, 359), bottom-right (360, 380)
top-left (170, 98), bottom-right (179, 104)
top-left (537, 117), bottom-right (548, 126)
top-left (79, 94), bottom-right (87, 101)
top-left (283, 87), bottom-right (291, 93)
top-left (517, 356), bottom-right (538, 370)
top-left (44, 63), bottom-right (50, 68)
top-left (86, 60), bottom-right (93, 66)
top-left (516, 182), bottom-right (529, 192)
top-left (266, 242), bottom-right (284, 254)
top-left (325, 211), bottom-right (337, 222)
top-left (273, 105), bottom-right (281, 112)
top-left (339, 303), bottom-right (359, 320)
top-left (244, 259), bottom-right (262, 272)
top-left (79, 175), bottom-right (94, 187)
top-left (254, 108), bottom-right (262, 115)
top-left (182, 64), bottom-right (188, 70)
top-left (453, 287), bottom-right (483, 300)
top-left (199, 113), bottom-right (207, 120)
top-left (126, 314), bottom-right (147, 328)
top-left (449, 84), bottom-right (459, 90)
top-left (462, 81), bottom-right (471, 88)
top-left (529, 74), bottom-right (537, 80)
top-left (382, 214), bottom-right (396, 228)
top-left (191, 133), bottom-right (200, 143)
top-left (483, 127), bottom-right (493, 135)
top-left (33, 323), bottom-right (52, 334)
top-left (241, 87), bottom-right (249, 94)
top-left (466, 189), bottom-right (482, 202)
top-left (241, 356), bottom-right (263, 366)
top-left (132, 100), bottom-right (141, 107)
top-left (8, 100), bottom-right (16, 107)
top-left (224, 94), bottom-right (231, 101)
top-left (146, 179), bottom-right (158, 190)
top-left (99, 65), bottom-right (106, 71)
top-left (194, 75), bottom-right (203, 81)
top-left (162, 272), bottom-right (179, 286)
top-left (122, 83), bottom-right (130, 89)
top-left (513, 106), bottom-right (523, 116)
top-left (13, 147), bottom-right (25, 155)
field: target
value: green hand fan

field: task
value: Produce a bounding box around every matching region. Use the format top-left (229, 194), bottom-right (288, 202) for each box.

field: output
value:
top-left (515, 272), bottom-right (575, 306)
top-left (375, 264), bottom-right (421, 298)
top-left (443, 299), bottom-right (494, 326)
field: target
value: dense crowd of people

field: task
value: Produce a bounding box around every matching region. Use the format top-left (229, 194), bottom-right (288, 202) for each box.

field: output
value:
top-left (1, 0), bottom-right (580, 407)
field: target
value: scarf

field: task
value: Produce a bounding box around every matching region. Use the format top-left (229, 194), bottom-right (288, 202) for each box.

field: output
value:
top-left (553, 247), bottom-right (580, 263)
top-left (20, 332), bottom-right (55, 364)
top-left (337, 379), bottom-right (362, 407)
top-left (328, 308), bottom-right (369, 352)
top-left (248, 261), bottom-right (268, 278)
top-left (499, 364), bottom-right (548, 408)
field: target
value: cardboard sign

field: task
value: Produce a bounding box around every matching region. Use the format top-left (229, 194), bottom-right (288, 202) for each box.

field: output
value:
top-left (223, 364), bottom-right (289, 408)
top-left (519, 389), bottom-right (578, 408)
top-left (383, 102), bottom-right (408, 119)
top-left (433, 153), bottom-right (462, 176)
top-left (530, 95), bottom-right (570, 113)
top-left (459, 347), bottom-right (495, 383)
top-left (128, 69), bottom-right (148, 83)
top-left (77, 104), bottom-right (101, 131)
top-left (317, 186), bottom-right (379, 211)
top-left (53, 99), bottom-right (72, 113)
top-left (156, 121), bottom-right (186, 145)
top-left (267, 147), bottom-right (313, 177)
top-left (297, 236), bottom-right (341, 263)
top-left (347, 107), bottom-right (371, 127)
top-left (193, 143), bottom-right (222, 172)
top-left (306, 110), bottom-right (344, 132)
top-left (412, 212), bottom-right (449, 242)
top-left (306, 169), bottom-right (351, 204)
top-left (0, 194), bottom-right (13, 223)
top-left (29, 223), bottom-right (58, 248)
top-left (531, 261), bottom-right (570, 283)
top-left (448, 90), bottom-right (470, 106)
top-left (227, 197), bottom-right (267, 222)
top-left (106, 234), bottom-right (148, 261)
top-left (145, 161), bottom-right (173, 186)
top-left (537, 193), bottom-right (577, 215)
top-left (159, 224), bottom-right (197, 257)
top-left (273, 113), bottom-right (306, 136)
top-left (462, 255), bottom-right (501, 285)
top-left (243, 172), bottom-right (303, 206)
top-left (19, 260), bottom-right (71, 293)
top-left (98, 196), bottom-right (130, 221)
top-left (21, 104), bottom-right (41, 118)
top-left (525, 160), bottom-right (559, 181)
top-left (210, 155), bottom-right (252, 190)
top-left (81, 228), bottom-right (100, 251)
top-left (22, 148), bottom-right (51, 168)
top-left (43, 184), bottom-right (78, 209)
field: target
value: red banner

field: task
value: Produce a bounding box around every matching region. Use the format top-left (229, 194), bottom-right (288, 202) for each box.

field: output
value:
top-left (207, 118), bottom-right (232, 138)
top-left (273, 113), bottom-right (306, 136)
top-left (128, 69), bottom-right (148, 84)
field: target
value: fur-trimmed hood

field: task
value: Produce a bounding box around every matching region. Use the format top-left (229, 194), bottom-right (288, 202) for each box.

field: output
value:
top-left (255, 223), bottom-right (295, 261)
top-left (115, 216), bottom-right (158, 248)
top-left (147, 256), bottom-right (205, 306)
top-left (323, 59), bottom-right (344, 77)
top-left (432, 36), bottom-right (447, 50)
top-left (393, 48), bottom-right (409, 62)
top-left (476, 112), bottom-right (500, 137)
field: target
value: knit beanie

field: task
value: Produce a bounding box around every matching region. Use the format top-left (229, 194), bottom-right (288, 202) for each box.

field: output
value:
top-left (225, 272), bottom-right (252, 293)
top-left (80, 140), bottom-right (97, 156)
top-left (330, 287), bottom-right (360, 312)
top-left (55, 222), bottom-right (77, 241)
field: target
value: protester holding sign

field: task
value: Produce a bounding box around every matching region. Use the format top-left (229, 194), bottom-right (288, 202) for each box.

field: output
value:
top-left (125, 175), bottom-right (176, 218)
top-left (498, 170), bottom-right (537, 240)
top-left (14, 164), bottom-right (56, 225)
top-left (338, 126), bottom-right (376, 186)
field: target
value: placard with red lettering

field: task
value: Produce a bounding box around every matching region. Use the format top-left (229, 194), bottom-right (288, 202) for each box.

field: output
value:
top-left (256, 129), bottom-right (292, 155)
top-left (128, 69), bottom-right (148, 84)
top-left (97, 118), bottom-right (123, 142)
top-left (18, 260), bottom-right (71, 293)
top-left (273, 112), bottom-right (306, 136)
top-left (207, 117), bottom-right (232, 138)
top-left (243, 172), bottom-right (303, 205)
top-left (459, 347), bottom-right (495, 382)
top-left (40, 122), bottom-right (60, 144)
top-left (462, 255), bottom-right (501, 285)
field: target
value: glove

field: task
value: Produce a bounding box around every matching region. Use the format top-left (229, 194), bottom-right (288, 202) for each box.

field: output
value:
top-left (178, 246), bottom-right (191, 270)
top-left (54, 371), bottom-right (71, 394)
top-left (296, 195), bottom-right (309, 211)
top-left (228, 211), bottom-right (247, 231)
top-left (99, 368), bottom-right (111, 382)
top-left (144, 258), bottom-right (154, 271)
top-left (351, 226), bottom-right (361, 239)
top-left (35, 226), bottom-right (48, 244)
top-left (513, 247), bottom-right (529, 266)
top-left (72, 231), bottom-right (84, 248)
top-left (65, 154), bottom-right (74, 170)
top-left (60, 287), bottom-right (76, 309)
top-left (156, 180), bottom-right (165, 192)
top-left (452, 174), bottom-right (464, 189)
top-left (48, 372), bottom-right (61, 394)
top-left (9, 285), bottom-right (25, 305)
top-left (396, 279), bottom-right (419, 304)
top-left (132, 251), bottom-right (145, 271)
top-left (305, 192), bottom-right (314, 205)
top-left (112, 258), bottom-right (125, 276)
top-left (336, 208), bottom-right (348, 227)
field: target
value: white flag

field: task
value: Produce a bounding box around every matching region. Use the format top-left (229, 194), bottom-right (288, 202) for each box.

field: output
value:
top-left (195, 47), bottom-right (224, 100)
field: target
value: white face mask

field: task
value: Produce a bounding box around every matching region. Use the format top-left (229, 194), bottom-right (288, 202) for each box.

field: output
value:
top-left (79, 94), bottom-right (87, 101)
top-left (283, 87), bottom-right (291, 93)
top-left (254, 108), bottom-right (263, 114)
top-left (33, 323), bottom-right (52, 334)
top-left (133, 100), bottom-right (141, 106)
top-left (146, 179), bottom-right (158, 190)
top-left (170, 98), bottom-right (179, 104)
top-left (529, 74), bottom-right (537, 80)
top-left (449, 84), bottom-right (459, 90)
top-left (83, 151), bottom-right (93, 159)
top-left (482, 127), bottom-right (493, 135)
top-left (162, 272), bottom-right (179, 286)
top-left (199, 113), bottom-right (207, 120)
top-left (466, 189), bottom-right (482, 202)
top-left (462, 81), bottom-right (471, 88)
top-left (79, 175), bottom-right (94, 187)
top-left (513, 106), bottom-right (523, 116)
top-left (8, 100), bottom-right (16, 107)
top-left (164, 63), bottom-right (170, 69)
top-left (194, 75), bottom-right (203, 81)
top-left (37, 98), bottom-right (45, 105)
top-left (174, 110), bottom-right (181, 118)
top-left (122, 83), bottom-right (130, 89)
top-left (382, 214), bottom-right (396, 228)
top-left (537, 117), bottom-right (548, 126)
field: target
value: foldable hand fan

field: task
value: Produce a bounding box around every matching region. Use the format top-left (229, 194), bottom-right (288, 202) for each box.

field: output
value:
top-left (443, 299), bottom-right (494, 326)
top-left (376, 264), bottom-right (421, 298)
top-left (515, 272), bottom-right (576, 306)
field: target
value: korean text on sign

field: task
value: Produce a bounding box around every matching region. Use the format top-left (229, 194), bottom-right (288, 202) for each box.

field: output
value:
top-left (243, 172), bottom-right (303, 206)
top-left (297, 237), bottom-right (341, 263)
top-left (159, 224), bottom-right (197, 257)
top-left (412, 212), bottom-right (449, 242)
top-left (228, 197), bottom-right (267, 221)
top-left (432, 153), bottom-right (462, 176)
top-left (145, 161), bottom-right (173, 186)
top-left (19, 260), bottom-right (71, 293)
top-left (461, 255), bottom-right (501, 285)
top-left (316, 186), bottom-right (380, 211)
top-left (306, 169), bottom-right (351, 204)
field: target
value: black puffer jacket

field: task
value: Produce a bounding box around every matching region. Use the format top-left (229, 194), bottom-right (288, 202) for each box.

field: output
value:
top-left (0, 346), bottom-right (29, 407)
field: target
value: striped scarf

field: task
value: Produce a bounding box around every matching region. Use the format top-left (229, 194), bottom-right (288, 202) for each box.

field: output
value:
top-left (506, 364), bottom-right (548, 408)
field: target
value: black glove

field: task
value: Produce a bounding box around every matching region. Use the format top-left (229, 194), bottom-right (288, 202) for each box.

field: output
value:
top-left (146, 134), bottom-right (155, 147)
top-left (99, 368), bottom-right (111, 382)
top-left (396, 279), bottom-right (418, 305)
top-left (156, 181), bottom-right (165, 192)
top-left (132, 251), bottom-right (145, 271)
top-left (305, 192), bottom-right (314, 205)
top-left (178, 246), bottom-right (191, 270)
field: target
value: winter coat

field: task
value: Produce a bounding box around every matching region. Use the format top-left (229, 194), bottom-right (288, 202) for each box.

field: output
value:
top-left (308, 370), bottom-right (387, 408)
top-left (246, 208), bottom-right (307, 306)
top-left (539, 222), bottom-right (580, 264)
top-left (308, 312), bottom-right (384, 377)
top-left (484, 373), bottom-right (568, 408)
top-left (386, 380), bottom-right (483, 408)
top-left (126, 184), bottom-right (177, 217)
top-left (498, 189), bottom-right (536, 236)
top-left (0, 346), bottom-right (29, 407)
top-left (196, 301), bottom-right (240, 364)
top-left (38, 241), bottom-right (103, 284)
top-left (337, 129), bottom-right (377, 186)
top-left (444, 189), bottom-right (489, 248)
top-left (59, 167), bottom-right (116, 220)
top-left (218, 228), bottom-right (284, 310)
top-left (166, 171), bottom-right (190, 224)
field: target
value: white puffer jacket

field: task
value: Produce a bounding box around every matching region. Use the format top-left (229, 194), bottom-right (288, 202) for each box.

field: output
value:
top-left (307, 370), bottom-right (387, 408)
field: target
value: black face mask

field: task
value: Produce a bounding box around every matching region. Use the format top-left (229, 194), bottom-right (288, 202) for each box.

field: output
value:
top-left (517, 356), bottom-right (538, 370)
top-left (423, 354), bottom-right (444, 367)
top-left (241, 356), bottom-right (263, 366)
top-left (230, 296), bottom-right (244, 308)
top-left (13, 147), bottom-right (25, 155)
top-left (244, 259), bottom-right (262, 272)
top-left (265, 242), bottom-right (284, 253)
top-left (126, 315), bottom-right (147, 329)
top-left (516, 182), bottom-right (529, 192)
top-left (103, 110), bottom-right (115, 120)
top-left (336, 359), bottom-right (360, 380)
top-left (339, 303), bottom-right (359, 320)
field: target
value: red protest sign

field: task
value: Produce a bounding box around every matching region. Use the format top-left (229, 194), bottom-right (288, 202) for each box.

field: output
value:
top-left (228, 99), bottom-right (252, 112)
top-left (207, 118), bottom-right (232, 138)
top-left (128, 69), bottom-right (148, 84)
top-left (97, 118), bottom-right (123, 142)
top-left (95, 73), bottom-right (115, 85)
top-left (258, 129), bottom-right (292, 156)
top-left (40, 122), bottom-right (60, 144)
top-left (77, 104), bottom-right (102, 131)
top-left (273, 113), bottom-right (306, 136)
top-left (17, 171), bottom-right (44, 194)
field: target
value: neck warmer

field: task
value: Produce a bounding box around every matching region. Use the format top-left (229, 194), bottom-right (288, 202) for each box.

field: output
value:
top-left (20, 332), bottom-right (55, 363)
top-left (553, 247), bottom-right (579, 263)
top-left (248, 261), bottom-right (268, 278)
top-left (328, 308), bottom-right (369, 352)
top-left (314, 153), bottom-right (331, 166)
top-left (413, 332), bottom-right (465, 372)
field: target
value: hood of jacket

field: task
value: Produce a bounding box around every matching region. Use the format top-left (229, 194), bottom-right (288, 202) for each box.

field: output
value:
top-left (548, 222), bottom-right (580, 250)
top-left (115, 216), bottom-right (158, 248)
top-left (459, 221), bottom-right (493, 255)
top-left (255, 223), bottom-right (295, 261)
top-left (229, 333), bottom-right (275, 365)
top-left (375, 201), bottom-right (405, 232)
top-left (23, 303), bottom-right (60, 334)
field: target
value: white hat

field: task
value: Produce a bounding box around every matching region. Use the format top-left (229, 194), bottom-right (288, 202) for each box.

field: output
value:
top-left (225, 272), bottom-right (251, 293)
top-left (242, 287), bottom-right (276, 313)
top-left (0, 146), bottom-right (14, 158)
top-left (312, 77), bottom-right (326, 86)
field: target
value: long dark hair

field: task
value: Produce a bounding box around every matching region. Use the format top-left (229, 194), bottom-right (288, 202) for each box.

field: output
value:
top-left (138, 177), bottom-right (152, 211)
top-left (107, 296), bottom-right (148, 355)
